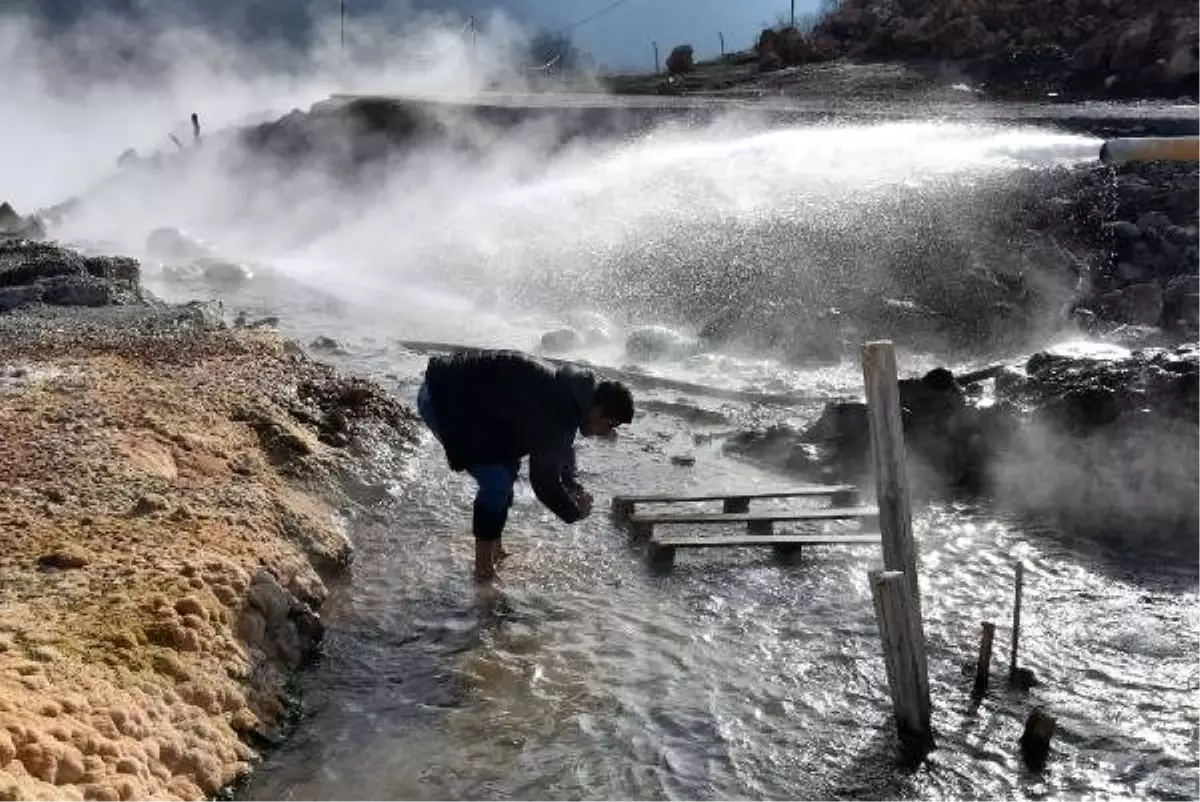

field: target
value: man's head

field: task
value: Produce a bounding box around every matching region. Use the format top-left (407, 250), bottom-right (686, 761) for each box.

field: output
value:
top-left (582, 380), bottom-right (634, 438)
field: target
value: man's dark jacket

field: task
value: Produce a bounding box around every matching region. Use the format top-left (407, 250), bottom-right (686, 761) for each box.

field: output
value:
top-left (423, 350), bottom-right (592, 523)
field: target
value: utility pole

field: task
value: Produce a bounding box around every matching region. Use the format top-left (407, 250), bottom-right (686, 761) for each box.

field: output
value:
top-left (790, 0), bottom-right (795, 28)
top-left (718, 31), bottom-right (725, 57)
top-left (469, 15), bottom-right (477, 69)
top-left (652, 40), bottom-right (659, 74)
top-left (340, 0), bottom-right (345, 53)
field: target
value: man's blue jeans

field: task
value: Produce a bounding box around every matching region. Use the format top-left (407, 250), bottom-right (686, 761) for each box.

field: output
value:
top-left (417, 381), bottom-right (515, 541)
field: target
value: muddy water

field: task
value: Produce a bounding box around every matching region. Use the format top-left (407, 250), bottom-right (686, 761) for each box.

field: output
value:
top-left (233, 337), bottom-right (1198, 801)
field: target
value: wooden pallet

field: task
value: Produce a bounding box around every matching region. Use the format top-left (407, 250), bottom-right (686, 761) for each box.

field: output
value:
top-left (646, 531), bottom-right (880, 569)
top-left (628, 506), bottom-right (879, 539)
top-left (611, 485), bottom-right (859, 519)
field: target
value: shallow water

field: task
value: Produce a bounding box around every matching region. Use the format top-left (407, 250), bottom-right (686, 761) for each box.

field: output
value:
top-left (226, 326), bottom-right (1199, 801)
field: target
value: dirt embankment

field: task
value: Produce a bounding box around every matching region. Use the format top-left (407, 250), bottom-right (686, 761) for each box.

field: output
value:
top-left (0, 242), bottom-right (418, 800)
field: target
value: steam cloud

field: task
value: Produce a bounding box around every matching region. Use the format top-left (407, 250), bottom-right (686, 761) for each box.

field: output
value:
top-left (2, 3), bottom-right (1103, 355)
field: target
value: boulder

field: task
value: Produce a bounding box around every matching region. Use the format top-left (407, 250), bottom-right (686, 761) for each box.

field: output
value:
top-left (540, 328), bottom-right (581, 353)
top-left (0, 241), bottom-right (144, 313)
top-left (624, 325), bottom-right (702, 362)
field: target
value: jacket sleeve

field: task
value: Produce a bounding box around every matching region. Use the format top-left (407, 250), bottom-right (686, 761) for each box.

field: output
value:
top-left (529, 443), bottom-right (582, 523)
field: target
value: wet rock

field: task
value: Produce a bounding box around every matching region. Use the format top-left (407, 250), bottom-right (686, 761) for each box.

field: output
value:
top-left (240, 569), bottom-right (324, 669)
top-left (540, 328), bottom-right (580, 353)
top-left (625, 325), bottom-right (702, 362)
top-left (309, 335), bottom-right (344, 353)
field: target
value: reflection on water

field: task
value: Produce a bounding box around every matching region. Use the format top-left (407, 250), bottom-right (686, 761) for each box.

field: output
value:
top-left (239, 355), bottom-right (1199, 800)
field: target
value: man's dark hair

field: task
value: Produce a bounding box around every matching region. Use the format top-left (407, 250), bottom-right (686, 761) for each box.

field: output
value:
top-left (594, 380), bottom-right (634, 424)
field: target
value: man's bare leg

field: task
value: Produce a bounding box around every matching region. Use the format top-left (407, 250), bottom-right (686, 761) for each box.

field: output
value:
top-left (474, 539), bottom-right (499, 582)
top-left (496, 538), bottom-right (510, 561)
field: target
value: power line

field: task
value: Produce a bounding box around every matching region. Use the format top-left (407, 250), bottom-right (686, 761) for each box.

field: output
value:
top-left (552, 0), bottom-right (639, 35)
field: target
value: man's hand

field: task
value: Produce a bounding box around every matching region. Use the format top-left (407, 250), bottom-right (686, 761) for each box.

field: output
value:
top-left (573, 489), bottom-right (594, 519)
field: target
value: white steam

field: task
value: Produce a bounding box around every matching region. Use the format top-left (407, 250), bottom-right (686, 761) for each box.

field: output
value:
top-left (2, 4), bottom-right (1103, 354)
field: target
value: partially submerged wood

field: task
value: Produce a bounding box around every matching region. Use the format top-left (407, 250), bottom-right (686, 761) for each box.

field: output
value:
top-left (611, 484), bottom-right (856, 520)
top-left (1009, 561), bottom-right (1024, 684)
top-left (1019, 708), bottom-right (1056, 770)
top-left (651, 532), bottom-right (880, 548)
top-left (869, 570), bottom-right (934, 750)
top-left (643, 533), bottom-right (878, 570)
top-left (629, 505), bottom-right (876, 539)
top-left (861, 341), bottom-right (930, 707)
top-left (972, 621), bottom-right (996, 700)
top-left (630, 506), bottom-right (877, 527)
top-left (861, 342), bottom-right (925, 620)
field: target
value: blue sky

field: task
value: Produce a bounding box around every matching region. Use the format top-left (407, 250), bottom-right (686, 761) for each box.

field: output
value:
top-left (449, 0), bottom-right (823, 71)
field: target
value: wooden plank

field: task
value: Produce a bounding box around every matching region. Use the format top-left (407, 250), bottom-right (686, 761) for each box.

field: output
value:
top-left (629, 506), bottom-right (877, 526)
top-left (870, 569), bottom-right (934, 749)
top-left (973, 621), bottom-right (997, 700)
top-left (861, 342), bottom-right (923, 615)
top-left (1009, 561), bottom-right (1024, 683)
top-left (861, 341), bottom-right (930, 709)
top-left (652, 533), bottom-right (880, 548)
top-left (613, 485), bottom-right (856, 505)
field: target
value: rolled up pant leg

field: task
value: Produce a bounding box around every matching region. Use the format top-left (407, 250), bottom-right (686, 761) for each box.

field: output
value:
top-left (468, 464), bottom-right (517, 542)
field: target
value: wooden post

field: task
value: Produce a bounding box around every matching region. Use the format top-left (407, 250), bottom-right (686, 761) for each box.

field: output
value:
top-left (1009, 561), bottom-right (1024, 682)
top-left (647, 541), bottom-right (675, 572)
top-left (1019, 708), bottom-right (1056, 770)
top-left (723, 496), bottom-right (750, 513)
top-left (972, 621), bottom-right (996, 699)
top-left (870, 570), bottom-right (932, 745)
top-left (861, 341), bottom-right (929, 695)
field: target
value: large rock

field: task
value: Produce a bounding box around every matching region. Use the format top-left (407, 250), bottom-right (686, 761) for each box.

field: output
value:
top-left (0, 241), bottom-right (144, 313)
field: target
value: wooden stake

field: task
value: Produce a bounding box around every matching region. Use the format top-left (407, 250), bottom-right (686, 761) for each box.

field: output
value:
top-left (861, 341), bottom-right (929, 696)
top-left (972, 621), bottom-right (996, 699)
top-left (1019, 707), bottom-right (1056, 770)
top-left (1009, 561), bottom-right (1024, 682)
top-left (870, 570), bottom-right (933, 746)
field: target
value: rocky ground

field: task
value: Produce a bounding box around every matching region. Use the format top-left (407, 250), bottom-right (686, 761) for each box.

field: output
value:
top-left (0, 240), bottom-right (418, 800)
top-left (727, 341), bottom-right (1200, 557)
top-left (608, 0), bottom-right (1197, 103)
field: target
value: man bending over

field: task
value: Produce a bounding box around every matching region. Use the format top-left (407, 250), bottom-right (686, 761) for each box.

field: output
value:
top-left (416, 349), bottom-right (634, 581)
